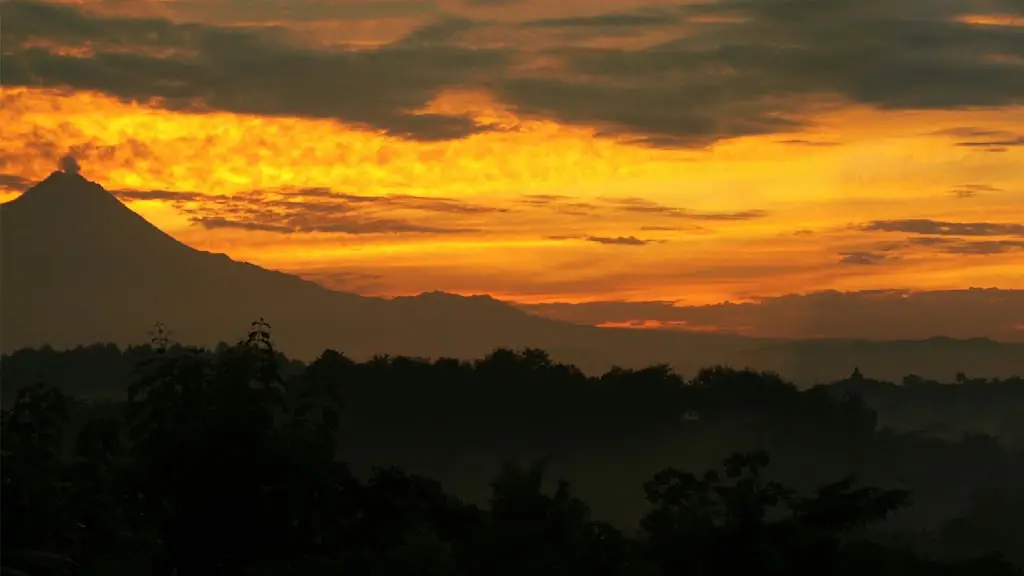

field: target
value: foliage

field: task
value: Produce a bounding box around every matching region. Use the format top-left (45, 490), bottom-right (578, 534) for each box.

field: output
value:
top-left (2, 321), bottom-right (1022, 574)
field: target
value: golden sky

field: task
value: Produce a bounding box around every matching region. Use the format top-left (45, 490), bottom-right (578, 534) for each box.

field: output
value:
top-left (3, 0), bottom-right (1023, 337)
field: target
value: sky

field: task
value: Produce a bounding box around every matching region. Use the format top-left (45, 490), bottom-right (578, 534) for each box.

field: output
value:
top-left (2, 0), bottom-right (1024, 339)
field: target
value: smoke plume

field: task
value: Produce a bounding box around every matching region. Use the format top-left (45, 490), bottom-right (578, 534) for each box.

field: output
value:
top-left (59, 154), bottom-right (81, 175)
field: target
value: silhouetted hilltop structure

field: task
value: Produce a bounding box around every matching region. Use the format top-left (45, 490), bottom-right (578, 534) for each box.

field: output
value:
top-left (3, 172), bottom-right (1023, 383)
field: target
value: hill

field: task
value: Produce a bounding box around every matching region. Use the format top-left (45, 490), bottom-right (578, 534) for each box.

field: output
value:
top-left (2, 170), bottom-right (1022, 383)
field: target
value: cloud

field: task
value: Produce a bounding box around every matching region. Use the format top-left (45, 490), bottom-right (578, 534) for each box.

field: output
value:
top-left (600, 197), bottom-right (768, 220)
top-left (5, 0), bottom-right (507, 141)
top-left (517, 195), bottom-right (767, 222)
top-left (0, 174), bottom-right (33, 191)
top-left (950, 183), bottom-right (1004, 198)
top-left (108, 183), bottom-right (760, 240)
top-left (943, 239), bottom-right (1024, 254)
top-left (835, 230), bottom-right (1024, 260)
top-left (776, 139), bottom-right (842, 147)
top-left (523, 10), bottom-right (679, 30)
top-left (862, 219), bottom-right (1024, 237)
top-left (496, 75), bottom-right (809, 148)
top-left (290, 187), bottom-right (509, 214)
top-left (641, 225), bottom-right (698, 232)
top-left (112, 189), bottom-right (206, 202)
top-left (517, 289), bottom-right (1024, 342)
top-left (955, 135), bottom-right (1024, 147)
top-left (46, 0), bottom-right (439, 24)
top-left (115, 186), bottom-right (505, 214)
top-left (494, 0), bottom-right (1024, 146)
top-left (839, 251), bottom-right (890, 265)
top-left (585, 235), bottom-right (655, 246)
top-left (194, 215), bottom-right (474, 235)
top-left (294, 270), bottom-right (386, 293)
top-left (8, 0), bottom-right (1024, 149)
top-left (521, 194), bottom-right (568, 205)
top-left (849, 218), bottom-right (1024, 257)
top-left (112, 186), bottom-right (494, 235)
top-left (545, 234), bottom-right (659, 245)
top-left (393, 17), bottom-right (481, 47)
top-left (520, 286), bottom-right (1024, 340)
top-left (931, 126), bottom-right (1016, 139)
top-left (930, 126), bottom-right (1024, 152)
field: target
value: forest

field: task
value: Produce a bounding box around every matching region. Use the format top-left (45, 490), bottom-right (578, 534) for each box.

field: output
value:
top-left (3, 320), bottom-right (1024, 575)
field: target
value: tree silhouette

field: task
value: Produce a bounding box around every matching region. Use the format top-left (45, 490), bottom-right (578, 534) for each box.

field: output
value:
top-left (1, 323), bottom-right (1023, 575)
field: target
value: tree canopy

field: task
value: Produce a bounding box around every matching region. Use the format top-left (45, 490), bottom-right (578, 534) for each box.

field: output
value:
top-left (3, 321), bottom-right (1023, 575)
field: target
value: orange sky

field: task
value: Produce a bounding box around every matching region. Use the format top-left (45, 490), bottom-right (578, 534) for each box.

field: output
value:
top-left (3, 0), bottom-right (1023, 312)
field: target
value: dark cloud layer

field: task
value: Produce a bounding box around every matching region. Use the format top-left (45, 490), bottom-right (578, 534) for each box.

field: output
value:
top-left (6, 0), bottom-right (1023, 148)
top-left (497, 0), bottom-right (1024, 146)
top-left (5, 0), bottom-right (506, 141)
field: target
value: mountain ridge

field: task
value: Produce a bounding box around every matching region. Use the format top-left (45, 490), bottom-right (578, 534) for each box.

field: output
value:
top-left (2, 171), bottom-right (1022, 383)
top-left (0, 171), bottom-right (609, 361)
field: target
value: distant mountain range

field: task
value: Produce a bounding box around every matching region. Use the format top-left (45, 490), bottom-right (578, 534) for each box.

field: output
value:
top-left (2, 170), bottom-right (1022, 384)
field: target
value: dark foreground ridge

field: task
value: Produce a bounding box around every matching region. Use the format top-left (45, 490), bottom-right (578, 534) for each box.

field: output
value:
top-left (3, 321), bottom-right (1024, 575)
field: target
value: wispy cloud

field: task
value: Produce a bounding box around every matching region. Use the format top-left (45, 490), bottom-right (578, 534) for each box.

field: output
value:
top-left (949, 183), bottom-right (1004, 198)
top-left (0, 173), bottom-right (33, 191)
top-left (930, 127), bottom-right (1024, 152)
top-left (546, 234), bottom-right (661, 246)
top-left (112, 187), bottom-right (492, 235)
top-left (839, 251), bottom-right (891, 265)
top-left (776, 139), bottom-right (842, 147)
top-left (109, 184), bottom-right (760, 239)
top-left (600, 197), bottom-right (768, 220)
top-left (861, 219), bottom-right (1024, 237)
top-left (585, 235), bottom-right (657, 246)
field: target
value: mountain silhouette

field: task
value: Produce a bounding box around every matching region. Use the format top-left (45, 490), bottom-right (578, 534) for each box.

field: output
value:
top-left (3, 171), bottom-right (1023, 382)
top-left (0, 171), bottom-right (581, 358)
